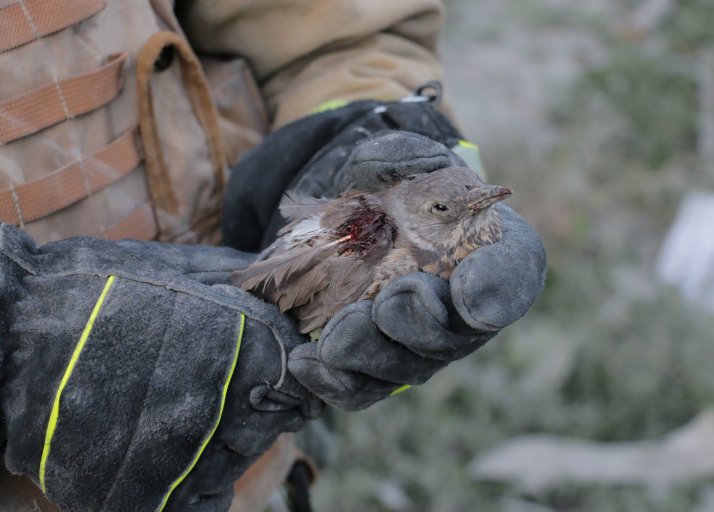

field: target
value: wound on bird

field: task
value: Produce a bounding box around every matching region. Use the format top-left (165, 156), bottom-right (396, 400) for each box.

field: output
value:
top-left (335, 211), bottom-right (389, 256)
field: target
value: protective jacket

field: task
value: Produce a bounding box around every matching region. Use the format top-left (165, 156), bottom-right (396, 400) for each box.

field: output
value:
top-left (0, 0), bottom-right (446, 245)
top-left (0, 1), bottom-right (447, 510)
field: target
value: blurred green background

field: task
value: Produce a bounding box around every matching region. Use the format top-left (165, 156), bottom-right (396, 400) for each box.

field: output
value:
top-left (311, 1), bottom-right (714, 510)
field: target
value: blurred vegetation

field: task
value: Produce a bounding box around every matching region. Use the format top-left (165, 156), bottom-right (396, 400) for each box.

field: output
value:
top-left (569, 50), bottom-right (697, 169)
top-left (311, 0), bottom-right (714, 511)
top-left (564, 0), bottom-right (714, 169)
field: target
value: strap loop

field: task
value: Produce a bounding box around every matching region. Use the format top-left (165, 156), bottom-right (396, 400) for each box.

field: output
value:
top-left (136, 31), bottom-right (227, 216)
top-left (0, 52), bottom-right (126, 144)
top-left (0, 129), bottom-right (141, 226)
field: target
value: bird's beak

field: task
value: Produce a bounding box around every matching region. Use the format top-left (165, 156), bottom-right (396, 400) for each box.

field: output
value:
top-left (468, 185), bottom-right (513, 211)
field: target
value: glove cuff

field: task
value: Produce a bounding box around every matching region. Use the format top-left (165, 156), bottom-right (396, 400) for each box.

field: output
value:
top-left (3, 275), bottom-right (250, 511)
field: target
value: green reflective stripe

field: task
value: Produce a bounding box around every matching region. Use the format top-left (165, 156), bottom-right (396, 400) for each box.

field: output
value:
top-left (458, 140), bottom-right (479, 151)
top-left (311, 99), bottom-right (348, 114)
top-left (390, 384), bottom-right (412, 397)
top-left (156, 313), bottom-right (246, 512)
top-left (40, 275), bottom-right (117, 494)
top-left (452, 139), bottom-right (487, 179)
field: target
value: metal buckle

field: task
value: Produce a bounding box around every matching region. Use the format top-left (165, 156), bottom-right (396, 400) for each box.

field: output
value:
top-left (400, 81), bottom-right (443, 105)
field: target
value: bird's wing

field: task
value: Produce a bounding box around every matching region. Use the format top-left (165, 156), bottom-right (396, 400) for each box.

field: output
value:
top-left (256, 192), bottom-right (331, 262)
top-left (292, 257), bottom-right (374, 333)
top-left (233, 199), bottom-right (341, 314)
top-left (233, 240), bottom-right (333, 308)
top-left (234, 192), bottom-right (396, 333)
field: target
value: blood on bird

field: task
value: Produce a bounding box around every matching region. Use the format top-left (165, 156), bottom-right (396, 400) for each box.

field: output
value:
top-left (335, 211), bottom-right (387, 256)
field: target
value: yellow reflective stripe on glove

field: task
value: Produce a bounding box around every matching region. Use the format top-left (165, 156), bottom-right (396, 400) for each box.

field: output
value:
top-left (40, 275), bottom-right (117, 494)
top-left (39, 276), bottom-right (248, 507)
top-left (390, 384), bottom-right (412, 397)
top-left (156, 313), bottom-right (246, 512)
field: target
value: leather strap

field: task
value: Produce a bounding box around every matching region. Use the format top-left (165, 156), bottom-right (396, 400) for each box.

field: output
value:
top-left (136, 31), bottom-right (226, 215)
top-left (0, 52), bottom-right (126, 144)
top-left (104, 202), bottom-right (158, 241)
top-left (0, 0), bottom-right (106, 54)
top-left (0, 129), bottom-right (141, 226)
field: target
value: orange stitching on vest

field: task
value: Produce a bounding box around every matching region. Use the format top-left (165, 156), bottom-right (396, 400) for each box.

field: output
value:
top-left (7, 183), bottom-right (24, 228)
top-left (17, 0), bottom-right (41, 40)
top-left (77, 154), bottom-right (93, 198)
top-left (52, 79), bottom-right (72, 119)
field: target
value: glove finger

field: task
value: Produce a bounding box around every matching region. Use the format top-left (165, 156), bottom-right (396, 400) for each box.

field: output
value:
top-left (317, 301), bottom-right (446, 384)
top-left (288, 342), bottom-right (399, 411)
top-left (451, 204), bottom-right (547, 330)
top-left (288, 130), bottom-right (358, 199)
top-left (373, 273), bottom-right (490, 359)
top-left (336, 131), bottom-right (465, 192)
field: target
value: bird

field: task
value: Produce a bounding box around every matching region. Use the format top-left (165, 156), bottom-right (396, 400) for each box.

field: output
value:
top-left (233, 167), bottom-right (512, 334)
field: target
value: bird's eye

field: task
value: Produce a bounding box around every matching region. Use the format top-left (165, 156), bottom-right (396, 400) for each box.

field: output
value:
top-left (431, 203), bottom-right (449, 213)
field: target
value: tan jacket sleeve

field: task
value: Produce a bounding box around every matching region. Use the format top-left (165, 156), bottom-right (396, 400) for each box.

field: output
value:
top-left (175, 0), bottom-right (446, 128)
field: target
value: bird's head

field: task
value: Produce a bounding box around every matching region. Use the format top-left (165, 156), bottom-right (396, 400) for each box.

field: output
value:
top-left (384, 167), bottom-right (512, 254)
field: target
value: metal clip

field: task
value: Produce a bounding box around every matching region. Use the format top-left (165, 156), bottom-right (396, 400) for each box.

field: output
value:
top-left (400, 81), bottom-right (444, 105)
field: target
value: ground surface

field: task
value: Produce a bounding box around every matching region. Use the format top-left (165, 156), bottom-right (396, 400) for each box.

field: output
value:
top-left (312, 1), bottom-right (714, 510)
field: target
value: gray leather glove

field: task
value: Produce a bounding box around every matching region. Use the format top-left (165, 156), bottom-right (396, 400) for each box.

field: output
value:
top-left (0, 225), bottom-right (322, 512)
top-left (288, 132), bottom-right (544, 409)
top-left (223, 96), bottom-right (547, 411)
top-left (288, 201), bottom-right (545, 410)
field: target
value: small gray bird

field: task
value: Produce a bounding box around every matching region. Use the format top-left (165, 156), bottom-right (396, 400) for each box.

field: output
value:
top-left (234, 167), bottom-right (512, 333)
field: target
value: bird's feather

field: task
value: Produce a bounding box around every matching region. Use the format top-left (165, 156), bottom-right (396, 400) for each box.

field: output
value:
top-left (293, 257), bottom-right (374, 332)
top-left (282, 215), bottom-right (325, 245)
top-left (234, 244), bottom-right (332, 305)
top-left (279, 191), bottom-right (330, 221)
top-left (234, 194), bottom-right (397, 332)
top-left (320, 193), bottom-right (379, 230)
